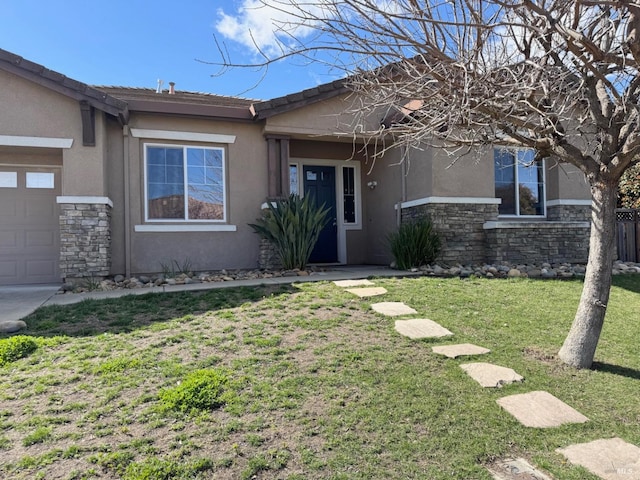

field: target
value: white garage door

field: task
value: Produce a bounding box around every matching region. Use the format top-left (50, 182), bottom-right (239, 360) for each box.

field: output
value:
top-left (0, 167), bottom-right (61, 285)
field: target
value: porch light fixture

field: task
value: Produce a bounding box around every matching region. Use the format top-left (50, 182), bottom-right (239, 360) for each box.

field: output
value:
top-left (367, 180), bottom-right (378, 189)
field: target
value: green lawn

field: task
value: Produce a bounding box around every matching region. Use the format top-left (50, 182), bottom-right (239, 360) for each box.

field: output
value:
top-left (1, 275), bottom-right (639, 479)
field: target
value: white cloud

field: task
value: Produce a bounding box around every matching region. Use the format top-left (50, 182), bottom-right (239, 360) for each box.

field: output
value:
top-left (215, 1), bottom-right (334, 57)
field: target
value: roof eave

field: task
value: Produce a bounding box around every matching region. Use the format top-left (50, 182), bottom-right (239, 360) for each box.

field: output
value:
top-left (125, 99), bottom-right (255, 121)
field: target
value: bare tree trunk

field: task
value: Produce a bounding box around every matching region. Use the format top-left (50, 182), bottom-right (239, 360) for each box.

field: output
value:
top-left (558, 181), bottom-right (618, 369)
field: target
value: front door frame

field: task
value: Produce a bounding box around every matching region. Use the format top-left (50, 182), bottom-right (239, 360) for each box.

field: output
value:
top-left (290, 158), bottom-right (362, 264)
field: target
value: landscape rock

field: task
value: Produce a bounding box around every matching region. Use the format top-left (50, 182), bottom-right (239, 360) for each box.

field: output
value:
top-left (0, 320), bottom-right (27, 333)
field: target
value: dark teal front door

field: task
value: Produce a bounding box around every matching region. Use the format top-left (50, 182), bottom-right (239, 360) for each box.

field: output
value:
top-left (303, 165), bottom-right (338, 263)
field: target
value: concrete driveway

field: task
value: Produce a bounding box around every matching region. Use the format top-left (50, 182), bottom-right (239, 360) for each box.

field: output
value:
top-left (0, 284), bottom-right (60, 324)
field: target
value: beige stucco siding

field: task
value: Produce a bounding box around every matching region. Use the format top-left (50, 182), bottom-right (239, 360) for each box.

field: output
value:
top-left (0, 69), bottom-right (109, 196)
top-left (430, 147), bottom-right (495, 198)
top-left (123, 114), bottom-right (268, 274)
top-left (545, 161), bottom-right (591, 201)
top-left (264, 94), bottom-right (384, 139)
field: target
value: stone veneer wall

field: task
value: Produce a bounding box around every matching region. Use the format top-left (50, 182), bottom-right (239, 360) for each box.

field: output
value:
top-left (401, 202), bottom-right (499, 265)
top-left (258, 238), bottom-right (282, 270)
top-left (59, 203), bottom-right (111, 280)
top-left (402, 202), bottom-right (591, 265)
top-left (484, 221), bottom-right (590, 264)
top-left (547, 204), bottom-right (591, 222)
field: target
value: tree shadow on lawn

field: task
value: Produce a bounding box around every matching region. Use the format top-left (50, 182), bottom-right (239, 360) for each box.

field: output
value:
top-left (9, 283), bottom-right (297, 338)
top-left (592, 361), bottom-right (640, 380)
top-left (612, 274), bottom-right (640, 294)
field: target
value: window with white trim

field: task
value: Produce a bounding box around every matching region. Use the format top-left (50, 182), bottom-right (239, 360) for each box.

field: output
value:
top-left (145, 144), bottom-right (225, 221)
top-left (494, 148), bottom-right (545, 216)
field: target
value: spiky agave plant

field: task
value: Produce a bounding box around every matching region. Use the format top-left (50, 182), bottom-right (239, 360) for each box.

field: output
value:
top-left (249, 194), bottom-right (330, 270)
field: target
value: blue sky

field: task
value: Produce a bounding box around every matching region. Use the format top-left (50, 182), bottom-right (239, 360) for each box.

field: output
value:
top-left (0, 0), bottom-right (339, 100)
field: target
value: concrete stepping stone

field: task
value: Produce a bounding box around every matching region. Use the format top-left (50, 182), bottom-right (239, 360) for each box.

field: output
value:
top-left (557, 437), bottom-right (640, 480)
top-left (486, 457), bottom-right (554, 480)
top-left (334, 279), bottom-right (374, 287)
top-left (432, 343), bottom-right (490, 358)
top-left (345, 287), bottom-right (387, 297)
top-left (497, 390), bottom-right (588, 428)
top-left (460, 363), bottom-right (523, 388)
top-left (371, 302), bottom-right (417, 316)
top-left (394, 319), bottom-right (453, 339)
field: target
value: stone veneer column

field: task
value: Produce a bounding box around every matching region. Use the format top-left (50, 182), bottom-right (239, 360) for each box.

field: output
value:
top-left (57, 197), bottom-right (112, 281)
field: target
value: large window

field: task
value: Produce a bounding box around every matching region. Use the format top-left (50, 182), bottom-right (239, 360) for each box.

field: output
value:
top-left (494, 148), bottom-right (545, 216)
top-left (145, 145), bottom-right (225, 221)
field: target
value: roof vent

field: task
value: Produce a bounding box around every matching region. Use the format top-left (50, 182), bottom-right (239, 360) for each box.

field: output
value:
top-left (169, 82), bottom-right (176, 95)
top-left (156, 79), bottom-right (163, 94)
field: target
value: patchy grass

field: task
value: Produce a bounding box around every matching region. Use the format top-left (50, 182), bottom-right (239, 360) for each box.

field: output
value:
top-left (0, 276), bottom-right (639, 479)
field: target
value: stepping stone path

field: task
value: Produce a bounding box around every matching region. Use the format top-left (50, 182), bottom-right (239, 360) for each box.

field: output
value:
top-left (432, 343), bottom-right (490, 358)
top-left (336, 275), bottom-right (637, 479)
top-left (345, 287), bottom-right (387, 297)
top-left (394, 319), bottom-right (453, 339)
top-left (497, 391), bottom-right (589, 428)
top-left (371, 302), bottom-right (417, 316)
top-left (460, 362), bottom-right (524, 388)
top-left (333, 279), bottom-right (374, 287)
top-left (557, 437), bottom-right (640, 480)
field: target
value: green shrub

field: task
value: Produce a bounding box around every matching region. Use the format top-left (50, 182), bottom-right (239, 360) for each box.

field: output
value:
top-left (249, 194), bottom-right (330, 270)
top-left (388, 219), bottom-right (441, 270)
top-left (0, 335), bottom-right (38, 367)
top-left (159, 368), bottom-right (232, 413)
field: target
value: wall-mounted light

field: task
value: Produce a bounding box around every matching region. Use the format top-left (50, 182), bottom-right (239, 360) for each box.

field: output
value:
top-left (367, 180), bottom-right (378, 190)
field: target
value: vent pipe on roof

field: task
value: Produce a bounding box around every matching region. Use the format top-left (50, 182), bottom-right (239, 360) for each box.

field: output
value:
top-left (156, 79), bottom-right (163, 94)
top-left (169, 82), bottom-right (176, 95)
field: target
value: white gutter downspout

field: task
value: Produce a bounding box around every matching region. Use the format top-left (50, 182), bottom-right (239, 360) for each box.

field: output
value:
top-left (398, 145), bottom-right (408, 227)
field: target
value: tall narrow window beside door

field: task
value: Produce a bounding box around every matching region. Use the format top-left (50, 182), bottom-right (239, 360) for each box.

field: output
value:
top-left (343, 166), bottom-right (356, 223)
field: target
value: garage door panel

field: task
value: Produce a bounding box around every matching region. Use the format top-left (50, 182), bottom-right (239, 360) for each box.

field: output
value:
top-left (26, 259), bottom-right (56, 277)
top-left (0, 230), bottom-right (19, 249)
top-left (25, 230), bottom-right (56, 248)
top-left (0, 260), bottom-right (18, 280)
top-left (26, 195), bottom-right (58, 219)
top-left (0, 198), bottom-right (19, 218)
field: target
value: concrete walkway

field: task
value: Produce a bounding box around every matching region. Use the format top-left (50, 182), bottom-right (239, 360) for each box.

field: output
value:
top-left (0, 285), bottom-right (60, 323)
top-left (0, 266), bottom-right (412, 321)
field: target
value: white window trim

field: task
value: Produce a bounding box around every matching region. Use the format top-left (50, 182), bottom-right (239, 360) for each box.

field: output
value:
top-left (495, 149), bottom-right (546, 218)
top-left (546, 199), bottom-right (592, 207)
top-left (144, 143), bottom-right (228, 223)
top-left (396, 196), bottom-right (501, 210)
top-left (0, 135), bottom-right (73, 149)
top-left (131, 129), bottom-right (235, 144)
top-left (134, 224), bottom-right (237, 232)
top-left (290, 158), bottom-right (363, 265)
top-left (57, 196), bottom-right (113, 207)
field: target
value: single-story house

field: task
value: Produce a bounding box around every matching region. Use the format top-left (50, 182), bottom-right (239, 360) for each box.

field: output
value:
top-left (0, 48), bottom-right (592, 285)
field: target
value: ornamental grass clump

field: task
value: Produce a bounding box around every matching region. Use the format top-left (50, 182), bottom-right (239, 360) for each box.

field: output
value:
top-left (388, 219), bottom-right (441, 270)
top-left (0, 335), bottom-right (37, 367)
top-left (249, 194), bottom-right (330, 270)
